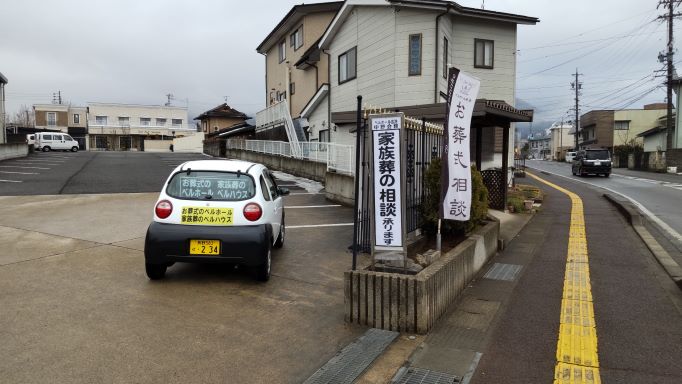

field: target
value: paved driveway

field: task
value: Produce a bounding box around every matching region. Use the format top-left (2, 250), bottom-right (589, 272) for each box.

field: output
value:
top-left (0, 153), bottom-right (364, 383)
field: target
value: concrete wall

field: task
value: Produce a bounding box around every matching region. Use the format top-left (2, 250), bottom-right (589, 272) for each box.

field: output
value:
top-left (144, 139), bottom-right (173, 153)
top-left (0, 143), bottom-right (28, 161)
top-left (173, 132), bottom-right (205, 153)
top-left (344, 219), bottom-right (499, 334)
top-left (325, 171), bottom-right (355, 206)
top-left (226, 148), bottom-right (327, 182)
top-left (667, 148), bottom-right (682, 168)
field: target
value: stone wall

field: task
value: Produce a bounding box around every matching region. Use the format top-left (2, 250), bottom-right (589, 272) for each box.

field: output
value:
top-left (344, 219), bottom-right (500, 334)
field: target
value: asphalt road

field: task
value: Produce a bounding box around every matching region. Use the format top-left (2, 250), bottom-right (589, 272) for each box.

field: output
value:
top-left (526, 160), bottom-right (682, 250)
top-left (0, 151), bottom-right (208, 195)
top-left (0, 152), bottom-right (371, 383)
top-left (472, 171), bottom-right (682, 383)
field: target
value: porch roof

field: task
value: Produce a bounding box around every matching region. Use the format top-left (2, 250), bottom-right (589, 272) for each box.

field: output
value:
top-left (331, 99), bottom-right (533, 125)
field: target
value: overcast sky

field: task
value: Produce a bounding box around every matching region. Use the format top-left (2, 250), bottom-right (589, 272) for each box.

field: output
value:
top-left (0, 0), bottom-right (676, 126)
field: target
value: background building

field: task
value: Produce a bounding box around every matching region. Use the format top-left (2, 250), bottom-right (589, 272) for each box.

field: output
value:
top-left (195, 103), bottom-right (249, 134)
top-left (549, 121), bottom-right (573, 161)
top-left (579, 104), bottom-right (667, 150)
top-left (87, 103), bottom-right (193, 151)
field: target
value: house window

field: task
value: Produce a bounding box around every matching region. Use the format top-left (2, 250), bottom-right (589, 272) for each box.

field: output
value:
top-left (118, 117), bottom-right (129, 126)
top-left (140, 117), bottom-right (151, 126)
top-left (338, 47), bottom-right (357, 84)
top-left (319, 129), bottom-right (330, 143)
top-left (408, 34), bottom-right (422, 76)
top-left (278, 40), bottom-right (286, 63)
top-left (290, 27), bottom-right (303, 50)
top-left (172, 119), bottom-right (182, 127)
top-left (290, 82), bottom-right (295, 95)
top-left (156, 118), bottom-right (167, 126)
top-left (95, 115), bottom-right (107, 125)
top-left (614, 120), bottom-right (630, 130)
top-left (73, 114), bottom-right (80, 124)
top-left (47, 112), bottom-right (56, 126)
top-left (474, 39), bottom-right (494, 69)
top-left (443, 37), bottom-right (449, 79)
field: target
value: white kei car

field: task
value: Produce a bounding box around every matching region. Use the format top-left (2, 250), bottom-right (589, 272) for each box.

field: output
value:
top-left (144, 160), bottom-right (288, 281)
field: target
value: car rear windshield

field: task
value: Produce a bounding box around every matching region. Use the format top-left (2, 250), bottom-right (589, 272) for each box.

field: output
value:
top-left (166, 171), bottom-right (256, 201)
top-left (586, 150), bottom-right (610, 160)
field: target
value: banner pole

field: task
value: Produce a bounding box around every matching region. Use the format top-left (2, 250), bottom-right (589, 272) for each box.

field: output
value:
top-left (436, 219), bottom-right (442, 253)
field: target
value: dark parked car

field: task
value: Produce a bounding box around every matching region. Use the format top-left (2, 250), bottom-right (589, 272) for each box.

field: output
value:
top-left (571, 149), bottom-right (612, 177)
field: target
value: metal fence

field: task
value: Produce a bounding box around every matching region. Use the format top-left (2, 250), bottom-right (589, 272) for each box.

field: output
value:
top-left (226, 139), bottom-right (355, 175)
top-left (352, 108), bottom-right (446, 254)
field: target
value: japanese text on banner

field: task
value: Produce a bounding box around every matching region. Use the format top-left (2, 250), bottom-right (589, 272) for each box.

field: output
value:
top-left (441, 69), bottom-right (480, 221)
top-left (372, 116), bottom-right (403, 248)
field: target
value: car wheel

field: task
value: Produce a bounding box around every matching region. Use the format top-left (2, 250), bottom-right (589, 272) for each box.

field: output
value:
top-left (71, 146), bottom-right (79, 152)
top-left (579, 167), bottom-right (585, 177)
top-left (274, 216), bottom-right (285, 249)
top-left (145, 263), bottom-right (167, 280)
top-left (256, 241), bottom-right (272, 282)
top-left (571, 167), bottom-right (576, 176)
top-left (42, 146), bottom-right (50, 152)
top-left (604, 173), bottom-right (610, 178)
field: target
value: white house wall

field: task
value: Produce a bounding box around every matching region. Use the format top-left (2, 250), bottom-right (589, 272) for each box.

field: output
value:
top-left (394, 8), bottom-right (437, 106)
top-left (330, 7), bottom-right (397, 113)
top-left (307, 95), bottom-right (329, 141)
top-left (450, 17), bottom-right (517, 104)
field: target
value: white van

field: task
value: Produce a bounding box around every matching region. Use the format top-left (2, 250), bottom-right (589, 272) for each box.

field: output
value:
top-left (35, 132), bottom-right (80, 152)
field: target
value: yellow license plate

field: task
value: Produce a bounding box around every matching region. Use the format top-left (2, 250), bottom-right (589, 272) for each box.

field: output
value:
top-left (189, 239), bottom-right (221, 255)
top-left (181, 207), bottom-right (233, 226)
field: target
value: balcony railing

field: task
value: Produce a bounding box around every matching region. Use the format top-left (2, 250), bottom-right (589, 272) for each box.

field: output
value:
top-left (227, 139), bottom-right (355, 175)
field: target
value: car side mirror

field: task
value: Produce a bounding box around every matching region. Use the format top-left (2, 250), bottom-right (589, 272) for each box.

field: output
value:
top-left (278, 187), bottom-right (290, 196)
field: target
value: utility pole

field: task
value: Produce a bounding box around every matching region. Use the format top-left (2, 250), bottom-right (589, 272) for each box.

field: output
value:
top-left (165, 93), bottom-right (174, 107)
top-left (571, 69), bottom-right (582, 150)
top-left (658, 0), bottom-right (682, 151)
top-left (58, 90), bottom-right (62, 104)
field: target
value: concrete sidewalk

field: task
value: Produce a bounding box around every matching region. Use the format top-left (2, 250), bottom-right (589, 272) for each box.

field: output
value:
top-left (389, 172), bottom-right (682, 383)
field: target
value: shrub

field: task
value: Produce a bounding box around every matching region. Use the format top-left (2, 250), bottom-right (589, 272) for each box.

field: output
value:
top-left (420, 157), bottom-right (489, 235)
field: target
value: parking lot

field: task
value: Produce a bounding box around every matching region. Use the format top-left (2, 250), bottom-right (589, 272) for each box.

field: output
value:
top-left (0, 153), bottom-right (365, 383)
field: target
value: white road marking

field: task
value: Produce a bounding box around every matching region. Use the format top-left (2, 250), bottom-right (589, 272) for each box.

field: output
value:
top-left (286, 205), bottom-right (342, 209)
top-left (0, 166), bottom-right (50, 170)
top-left (287, 223), bottom-right (353, 229)
top-left (0, 179), bottom-right (22, 183)
top-left (8, 163), bottom-right (59, 166)
top-left (527, 166), bottom-right (682, 243)
top-left (0, 171), bottom-right (38, 175)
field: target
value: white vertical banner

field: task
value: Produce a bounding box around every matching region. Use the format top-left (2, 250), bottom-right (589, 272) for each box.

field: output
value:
top-left (441, 68), bottom-right (481, 221)
top-left (371, 113), bottom-right (405, 257)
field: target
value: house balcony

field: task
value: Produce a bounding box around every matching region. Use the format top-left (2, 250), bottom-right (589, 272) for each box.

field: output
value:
top-left (87, 122), bottom-right (195, 136)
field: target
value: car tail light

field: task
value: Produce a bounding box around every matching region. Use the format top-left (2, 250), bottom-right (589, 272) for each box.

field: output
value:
top-left (243, 203), bottom-right (262, 221)
top-left (155, 200), bottom-right (173, 219)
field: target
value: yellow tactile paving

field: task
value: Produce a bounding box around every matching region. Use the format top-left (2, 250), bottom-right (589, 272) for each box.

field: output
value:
top-left (554, 363), bottom-right (602, 384)
top-left (527, 172), bottom-right (601, 384)
top-left (557, 324), bottom-right (599, 367)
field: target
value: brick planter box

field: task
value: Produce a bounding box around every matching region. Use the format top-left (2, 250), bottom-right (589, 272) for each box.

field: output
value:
top-left (344, 219), bottom-right (499, 334)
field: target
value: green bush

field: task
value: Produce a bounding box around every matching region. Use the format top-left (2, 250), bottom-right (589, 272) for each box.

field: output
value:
top-left (420, 158), bottom-right (489, 235)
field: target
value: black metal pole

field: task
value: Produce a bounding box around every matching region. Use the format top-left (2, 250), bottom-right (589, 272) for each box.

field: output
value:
top-left (352, 95), bottom-right (363, 271)
top-left (421, 117), bottom-right (426, 201)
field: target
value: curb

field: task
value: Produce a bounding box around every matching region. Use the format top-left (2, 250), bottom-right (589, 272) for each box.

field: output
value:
top-left (603, 193), bottom-right (682, 289)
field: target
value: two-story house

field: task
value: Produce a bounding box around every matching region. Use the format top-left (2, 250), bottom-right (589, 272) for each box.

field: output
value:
top-left (34, 104), bottom-right (89, 150)
top-left (578, 104), bottom-right (667, 150)
top-left (256, 0), bottom-right (537, 170)
top-left (87, 103), bottom-right (192, 151)
top-left (195, 103), bottom-right (249, 134)
top-left (255, 2), bottom-right (343, 142)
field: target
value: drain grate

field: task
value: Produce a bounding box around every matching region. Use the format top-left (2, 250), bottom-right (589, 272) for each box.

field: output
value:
top-left (303, 328), bottom-right (399, 384)
top-left (483, 263), bottom-right (523, 281)
top-left (396, 367), bottom-right (460, 384)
